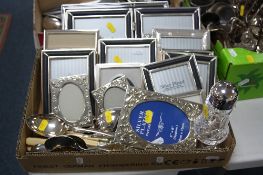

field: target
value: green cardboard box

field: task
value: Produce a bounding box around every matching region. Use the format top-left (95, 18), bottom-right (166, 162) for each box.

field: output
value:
top-left (215, 41), bottom-right (263, 100)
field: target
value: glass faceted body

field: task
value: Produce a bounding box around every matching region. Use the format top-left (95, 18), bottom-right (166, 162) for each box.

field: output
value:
top-left (194, 81), bottom-right (238, 146)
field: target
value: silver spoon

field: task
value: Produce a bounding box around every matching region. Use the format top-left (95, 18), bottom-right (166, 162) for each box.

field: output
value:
top-left (25, 114), bottom-right (114, 138)
top-left (31, 144), bottom-right (47, 152)
top-left (45, 135), bottom-right (110, 152)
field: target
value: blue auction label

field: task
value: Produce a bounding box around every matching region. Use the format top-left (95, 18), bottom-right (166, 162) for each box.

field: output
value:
top-left (130, 101), bottom-right (190, 145)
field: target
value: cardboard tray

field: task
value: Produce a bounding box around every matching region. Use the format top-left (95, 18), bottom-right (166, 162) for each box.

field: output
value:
top-left (16, 51), bottom-right (236, 173)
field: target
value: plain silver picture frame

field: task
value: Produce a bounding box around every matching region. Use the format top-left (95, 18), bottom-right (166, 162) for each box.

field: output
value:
top-left (143, 54), bottom-right (202, 97)
top-left (135, 7), bottom-right (201, 38)
top-left (95, 63), bottom-right (144, 89)
top-left (41, 49), bottom-right (96, 114)
top-left (43, 30), bottom-right (98, 50)
top-left (99, 38), bottom-right (156, 64)
top-left (65, 8), bottom-right (133, 38)
top-left (153, 29), bottom-right (211, 51)
top-left (165, 52), bottom-right (217, 96)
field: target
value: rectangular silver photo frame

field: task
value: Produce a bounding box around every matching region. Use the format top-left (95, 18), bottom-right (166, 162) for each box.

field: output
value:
top-left (65, 8), bottom-right (133, 38)
top-left (135, 7), bottom-right (201, 38)
top-left (165, 52), bottom-right (217, 95)
top-left (95, 63), bottom-right (144, 89)
top-left (99, 38), bottom-right (156, 64)
top-left (143, 54), bottom-right (202, 97)
top-left (41, 49), bottom-right (96, 113)
top-left (153, 29), bottom-right (210, 50)
top-left (44, 30), bottom-right (98, 50)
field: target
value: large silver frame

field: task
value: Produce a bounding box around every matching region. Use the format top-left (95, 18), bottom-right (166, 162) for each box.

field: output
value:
top-left (95, 63), bottom-right (144, 89)
top-left (99, 38), bottom-right (156, 64)
top-left (50, 75), bottom-right (93, 127)
top-left (153, 29), bottom-right (211, 51)
top-left (65, 8), bottom-right (133, 38)
top-left (165, 52), bottom-right (217, 96)
top-left (135, 7), bottom-right (201, 38)
top-left (41, 49), bottom-right (96, 114)
top-left (115, 87), bottom-right (202, 150)
top-left (142, 54), bottom-right (202, 97)
top-left (44, 30), bottom-right (98, 50)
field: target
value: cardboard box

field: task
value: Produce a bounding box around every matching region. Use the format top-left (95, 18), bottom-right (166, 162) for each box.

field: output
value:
top-left (16, 51), bottom-right (236, 173)
top-left (215, 41), bottom-right (263, 100)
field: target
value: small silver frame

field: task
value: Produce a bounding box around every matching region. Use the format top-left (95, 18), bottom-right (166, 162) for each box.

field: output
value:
top-left (99, 38), bottom-right (156, 64)
top-left (165, 52), bottom-right (217, 96)
top-left (41, 49), bottom-right (96, 114)
top-left (92, 76), bottom-right (130, 116)
top-left (153, 29), bottom-right (211, 51)
top-left (135, 7), bottom-right (201, 38)
top-left (143, 54), bottom-right (202, 97)
top-left (50, 75), bottom-right (93, 127)
top-left (43, 30), bottom-right (98, 50)
top-left (95, 63), bottom-right (144, 89)
top-left (65, 8), bottom-right (133, 38)
top-left (115, 87), bottom-right (202, 150)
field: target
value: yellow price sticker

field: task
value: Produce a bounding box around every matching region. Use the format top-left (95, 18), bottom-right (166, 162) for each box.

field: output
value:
top-left (38, 119), bottom-right (48, 131)
top-left (202, 104), bottom-right (209, 120)
top-left (113, 55), bottom-right (123, 63)
top-left (104, 110), bottom-right (113, 124)
top-left (106, 22), bottom-right (116, 33)
top-left (240, 5), bottom-right (245, 17)
top-left (246, 55), bottom-right (255, 63)
top-left (145, 110), bottom-right (153, 124)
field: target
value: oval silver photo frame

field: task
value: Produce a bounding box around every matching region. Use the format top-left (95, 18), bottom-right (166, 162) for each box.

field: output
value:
top-left (50, 75), bottom-right (93, 127)
top-left (92, 76), bottom-right (130, 115)
top-left (114, 87), bottom-right (203, 151)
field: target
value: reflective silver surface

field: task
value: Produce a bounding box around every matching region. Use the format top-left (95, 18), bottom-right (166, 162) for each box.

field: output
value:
top-left (25, 114), bottom-right (114, 138)
top-left (208, 81), bottom-right (238, 110)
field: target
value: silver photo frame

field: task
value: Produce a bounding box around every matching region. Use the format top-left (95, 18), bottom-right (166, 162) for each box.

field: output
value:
top-left (143, 54), bottom-right (202, 97)
top-left (135, 7), bottom-right (201, 38)
top-left (165, 52), bottom-right (217, 95)
top-left (95, 63), bottom-right (143, 89)
top-left (153, 29), bottom-right (211, 51)
top-left (44, 30), bottom-right (98, 50)
top-left (50, 75), bottom-right (93, 127)
top-left (41, 49), bottom-right (96, 113)
top-left (115, 87), bottom-right (202, 150)
top-left (65, 8), bottom-right (133, 38)
top-left (99, 38), bottom-right (156, 64)
top-left (92, 76), bottom-right (130, 115)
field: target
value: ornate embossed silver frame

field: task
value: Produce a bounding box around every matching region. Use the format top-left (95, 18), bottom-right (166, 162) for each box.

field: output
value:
top-left (65, 8), bottom-right (133, 38)
top-left (135, 7), bottom-right (201, 38)
top-left (115, 87), bottom-right (202, 150)
top-left (50, 75), bottom-right (93, 127)
top-left (41, 49), bottom-right (95, 113)
top-left (165, 53), bottom-right (217, 95)
top-left (142, 54), bottom-right (202, 97)
top-left (153, 29), bottom-right (210, 51)
top-left (99, 38), bottom-right (156, 64)
top-left (92, 76), bottom-right (130, 116)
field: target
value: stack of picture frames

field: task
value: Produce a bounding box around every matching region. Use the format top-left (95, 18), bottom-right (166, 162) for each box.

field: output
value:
top-left (40, 1), bottom-right (217, 139)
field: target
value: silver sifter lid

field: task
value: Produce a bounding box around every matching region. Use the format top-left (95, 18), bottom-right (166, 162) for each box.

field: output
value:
top-left (208, 81), bottom-right (238, 110)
